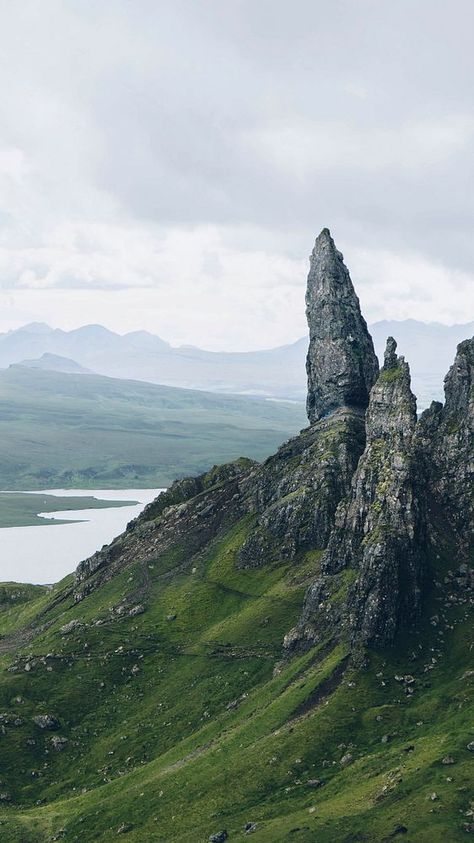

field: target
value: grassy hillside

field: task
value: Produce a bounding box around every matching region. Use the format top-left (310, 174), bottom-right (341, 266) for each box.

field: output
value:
top-left (0, 494), bottom-right (471, 841)
top-left (0, 366), bottom-right (305, 489)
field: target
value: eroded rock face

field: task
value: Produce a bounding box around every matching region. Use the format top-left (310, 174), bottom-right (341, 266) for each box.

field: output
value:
top-left (74, 411), bottom-right (366, 600)
top-left (443, 338), bottom-right (474, 417)
top-left (73, 459), bottom-right (255, 601)
top-left (237, 408), bottom-right (366, 567)
top-left (347, 343), bottom-right (425, 646)
top-left (290, 331), bottom-right (473, 655)
top-left (420, 337), bottom-right (474, 560)
top-left (305, 229), bottom-right (378, 423)
top-left (290, 339), bottom-right (426, 649)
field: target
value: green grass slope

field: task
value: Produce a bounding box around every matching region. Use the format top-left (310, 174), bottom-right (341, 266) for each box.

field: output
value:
top-left (0, 366), bottom-right (306, 489)
top-left (0, 505), bottom-right (471, 842)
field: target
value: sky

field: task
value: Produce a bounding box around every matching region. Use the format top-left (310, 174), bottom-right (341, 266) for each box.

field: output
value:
top-left (0, 0), bottom-right (473, 350)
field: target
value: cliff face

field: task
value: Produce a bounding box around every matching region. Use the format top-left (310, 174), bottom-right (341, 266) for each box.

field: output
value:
top-left (420, 338), bottom-right (474, 559)
top-left (288, 242), bottom-right (473, 655)
top-left (347, 339), bottom-right (426, 647)
top-left (290, 338), bottom-right (426, 651)
top-left (237, 228), bottom-right (380, 570)
top-left (73, 229), bottom-right (472, 661)
top-left (236, 409), bottom-right (365, 568)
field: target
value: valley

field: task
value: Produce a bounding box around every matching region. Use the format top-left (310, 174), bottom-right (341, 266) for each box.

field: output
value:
top-left (0, 366), bottom-right (306, 490)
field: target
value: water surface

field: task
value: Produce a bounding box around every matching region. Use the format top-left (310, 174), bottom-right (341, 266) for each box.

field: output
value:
top-left (0, 488), bottom-right (162, 584)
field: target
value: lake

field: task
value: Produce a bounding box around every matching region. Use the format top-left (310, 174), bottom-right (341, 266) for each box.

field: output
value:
top-left (0, 488), bottom-right (163, 585)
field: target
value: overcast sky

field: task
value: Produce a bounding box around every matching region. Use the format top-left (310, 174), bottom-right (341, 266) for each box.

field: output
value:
top-left (0, 0), bottom-right (473, 350)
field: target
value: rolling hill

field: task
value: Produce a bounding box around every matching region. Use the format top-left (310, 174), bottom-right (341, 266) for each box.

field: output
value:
top-left (0, 366), bottom-right (306, 490)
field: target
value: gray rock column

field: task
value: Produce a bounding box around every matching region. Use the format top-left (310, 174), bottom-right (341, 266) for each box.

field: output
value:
top-left (305, 228), bottom-right (379, 423)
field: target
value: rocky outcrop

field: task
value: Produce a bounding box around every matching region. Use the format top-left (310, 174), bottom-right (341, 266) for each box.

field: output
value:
top-left (73, 459), bottom-right (255, 601)
top-left (345, 340), bottom-right (426, 646)
top-left (290, 328), bottom-right (473, 655)
top-left (237, 408), bottom-right (365, 567)
top-left (289, 338), bottom-right (426, 650)
top-left (69, 230), bottom-right (471, 662)
top-left (237, 230), bottom-right (380, 570)
top-left (305, 229), bottom-right (378, 423)
top-left (74, 233), bottom-right (380, 590)
top-left (130, 459), bottom-right (256, 526)
top-left (419, 337), bottom-right (474, 559)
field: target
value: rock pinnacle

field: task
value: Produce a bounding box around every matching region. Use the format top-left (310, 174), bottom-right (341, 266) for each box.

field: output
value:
top-left (305, 229), bottom-right (379, 423)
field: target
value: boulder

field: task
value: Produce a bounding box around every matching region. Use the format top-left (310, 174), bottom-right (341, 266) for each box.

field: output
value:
top-left (33, 714), bottom-right (60, 730)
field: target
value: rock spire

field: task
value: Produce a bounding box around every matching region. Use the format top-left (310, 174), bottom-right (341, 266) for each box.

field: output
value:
top-left (305, 228), bottom-right (379, 423)
top-left (287, 337), bottom-right (425, 651)
top-left (420, 336), bottom-right (474, 559)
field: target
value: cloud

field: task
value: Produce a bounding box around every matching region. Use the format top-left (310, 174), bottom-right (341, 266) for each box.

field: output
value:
top-left (0, 0), bottom-right (473, 348)
top-left (245, 116), bottom-right (474, 180)
top-left (0, 225), bottom-right (471, 350)
top-left (351, 247), bottom-right (474, 326)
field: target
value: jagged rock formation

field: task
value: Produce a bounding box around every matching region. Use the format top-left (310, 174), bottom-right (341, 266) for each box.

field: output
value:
top-left (72, 230), bottom-right (472, 663)
top-left (288, 338), bottom-right (426, 651)
top-left (74, 460), bottom-right (254, 601)
top-left (419, 337), bottom-right (474, 560)
top-left (73, 232), bottom-right (376, 596)
top-left (306, 228), bottom-right (379, 423)
top-left (347, 339), bottom-right (426, 645)
top-left (288, 339), bottom-right (472, 655)
top-left (237, 230), bottom-right (380, 568)
top-left (237, 409), bottom-right (365, 567)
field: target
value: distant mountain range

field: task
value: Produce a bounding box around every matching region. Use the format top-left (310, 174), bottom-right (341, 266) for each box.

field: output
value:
top-left (2, 319), bottom-right (473, 409)
top-left (18, 352), bottom-right (92, 375)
